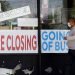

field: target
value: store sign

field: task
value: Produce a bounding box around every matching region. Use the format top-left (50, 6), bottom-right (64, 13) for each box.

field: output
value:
top-left (0, 6), bottom-right (31, 22)
top-left (18, 18), bottom-right (38, 27)
top-left (0, 68), bottom-right (12, 75)
top-left (0, 30), bottom-right (38, 53)
top-left (41, 30), bottom-right (69, 53)
top-left (0, 3), bottom-right (1, 12)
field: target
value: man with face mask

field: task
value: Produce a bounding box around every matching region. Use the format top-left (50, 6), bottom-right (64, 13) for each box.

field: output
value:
top-left (64, 17), bottom-right (75, 75)
top-left (65, 18), bottom-right (75, 50)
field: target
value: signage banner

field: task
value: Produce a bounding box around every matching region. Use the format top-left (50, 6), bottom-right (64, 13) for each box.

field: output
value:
top-left (17, 18), bottom-right (38, 27)
top-left (0, 30), bottom-right (38, 53)
top-left (0, 6), bottom-right (31, 22)
top-left (41, 30), bottom-right (69, 53)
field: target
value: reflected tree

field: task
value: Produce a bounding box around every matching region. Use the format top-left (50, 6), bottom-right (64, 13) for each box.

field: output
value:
top-left (0, 1), bottom-right (11, 11)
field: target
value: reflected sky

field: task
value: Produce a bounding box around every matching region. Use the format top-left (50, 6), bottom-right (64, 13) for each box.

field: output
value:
top-left (41, 0), bottom-right (63, 15)
top-left (49, 0), bottom-right (63, 8)
top-left (40, 0), bottom-right (63, 8)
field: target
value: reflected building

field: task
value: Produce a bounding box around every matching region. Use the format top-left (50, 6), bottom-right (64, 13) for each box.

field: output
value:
top-left (40, 0), bottom-right (75, 29)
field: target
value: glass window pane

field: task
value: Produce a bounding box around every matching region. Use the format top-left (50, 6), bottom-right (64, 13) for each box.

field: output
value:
top-left (0, 0), bottom-right (37, 29)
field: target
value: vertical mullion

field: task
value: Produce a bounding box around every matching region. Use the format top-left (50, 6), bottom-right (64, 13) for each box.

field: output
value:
top-left (37, 0), bottom-right (41, 75)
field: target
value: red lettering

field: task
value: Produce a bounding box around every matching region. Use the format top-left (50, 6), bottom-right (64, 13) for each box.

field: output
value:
top-left (32, 35), bottom-right (37, 50)
top-left (1, 35), bottom-right (5, 50)
top-left (27, 36), bottom-right (31, 50)
top-left (7, 35), bottom-right (11, 50)
top-left (15, 35), bottom-right (20, 50)
top-left (25, 36), bottom-right (26, 50)
top-left (12, 36), bottom-right (15, 50)
top-left (21, 35), bottom-right (24, 50)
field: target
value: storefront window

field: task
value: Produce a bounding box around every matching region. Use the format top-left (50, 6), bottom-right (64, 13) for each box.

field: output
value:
top-left (0, 0), bottom-right (37, 29)
top-left (40, 0), bottom-right (68, 29)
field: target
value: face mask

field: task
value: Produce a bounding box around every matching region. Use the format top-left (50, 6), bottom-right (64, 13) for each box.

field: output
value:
top-left (68, 23), bottom-right (71, 28)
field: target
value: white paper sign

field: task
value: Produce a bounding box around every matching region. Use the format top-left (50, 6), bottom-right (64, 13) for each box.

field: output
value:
top-left (17, 18), bottom-right (38, 27)
top-left (0, 68), bottom-right (13, 75)
top-left (41, 30), bottom-right (69, 53)
top-left (0, 6), bottom-right (31, 22)
top-left (0, 30), bottom-right (38, 53)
